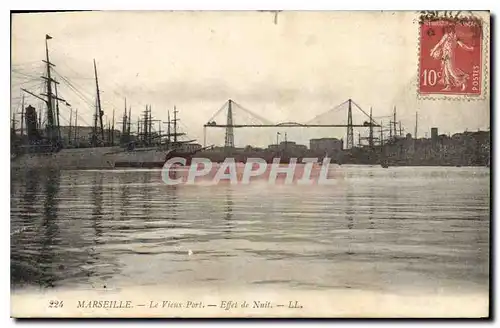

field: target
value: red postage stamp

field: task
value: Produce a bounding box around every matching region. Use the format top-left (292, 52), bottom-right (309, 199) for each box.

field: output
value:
top-left (419, 16), bottom-right (483, 96)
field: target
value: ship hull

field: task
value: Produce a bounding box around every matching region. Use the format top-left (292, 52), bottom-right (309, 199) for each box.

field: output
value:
top-left (11, 147), bottom-right (170, 170)
top-left (11, 147), bottom-right (120, 170)
top-left (113, 148), bottom-right (169, 168)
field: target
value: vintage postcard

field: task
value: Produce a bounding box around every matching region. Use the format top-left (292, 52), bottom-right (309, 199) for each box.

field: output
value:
top-left (10, 10), bottom-right (490, 318)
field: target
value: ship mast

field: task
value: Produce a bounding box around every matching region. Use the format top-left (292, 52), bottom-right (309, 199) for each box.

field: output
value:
top-left (92, 97), bottom-right (98, 146)
top-left (44, 35), bottom-right (56, 141)
top-left (21, 35), bottom-right (68, 147)
top-left (127, 107), bottom-right (131, 137)
top-left (148, 105), bottom-right (152, 146)
top-left (167, 110), bottom-right (171, 147)
top-left (414, 111), bottom-right (418, 139)
top-left (393, 106), bottom-right (397, 137)
top-left (11, 110), bottom-right (16, 137)
top-left (74, 108), bottom-right (78, 145)
top-left (143, 105), bottom-right (149, 145)
top-left (173, 106), bottom-right (178, 144)
top-left (68, 108), bottom-right (73, 144)
top-left (20, 94), bottom-right (24, 138)
top-left (136, 116), bottom-right (140, 140)
top-left (368, 107), bottom-right (374, 148)
top-left (55, 77), bottom-right (63, 141)
top-left (122, 98), bottom-right (127, 143)
top-left (380, 120), bottom-right (384, 146)
top-left (93, 59), bottom-right (105, 145)
top-left (111, 108), bottom-right (115, 145)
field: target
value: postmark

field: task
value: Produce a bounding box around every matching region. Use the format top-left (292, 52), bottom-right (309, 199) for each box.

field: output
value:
top-left (418, 11), bottom-right (488, 99)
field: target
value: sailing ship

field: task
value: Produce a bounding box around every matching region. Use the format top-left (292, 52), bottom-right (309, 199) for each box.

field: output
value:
top-left (113, 105), bottom-right (212, 167)
top-left (11, 34), bottom-right (118, 170)
top-left (11, 34), bottom-right (204, 170)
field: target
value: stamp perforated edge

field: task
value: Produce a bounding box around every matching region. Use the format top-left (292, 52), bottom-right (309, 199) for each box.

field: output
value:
top-left (416, 12), bottom-right (490, 101)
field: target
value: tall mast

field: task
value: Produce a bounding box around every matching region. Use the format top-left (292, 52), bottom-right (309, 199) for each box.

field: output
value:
top-left (380, 120), bottom-right (384, 146)
top-left (368, 107), bottom-right (374, 148)
top-left (107, 119), bottom-right (111, 145)
top-left (143, 105), bottom-right (149, 145)
top-left (148, 105), bottom-right (152, 145)
top-left (20, 94), bottom-right (24, 138)
top-left (94, 59), bottom-right (105, 143)
top-left (127, 107), bottom-right (131, 136)
top-left (137, 116), bottom-right (140, 139)
top-left (11, 111), bottom-right (16, 136)
top-left (167, 110), bottom-right (171, 146)
top-left (54, 77), bottom-right (61, 140)
top-left (389, 117), bottom-right (392, 139)
top-left (122, 98), bottom-right (127, 137)
top-left (149, 106), bottom-right (152, 145)
top-left (39, 106), bottom-right (42, 131)
top-left (173, 106), bottom-right (178, 144)
top-left (112, 108), bottom-right (115, 145)
top-left (393, 106), bottom-right (397, 138)
top-left (19, 35), bottom-right (71, 147)
top-left (414, 111), bottom-right (418, 139)
top-left (74, 108), bottom-right (78, 145)
top-left (149, 105), bottom-right (153, 143)
top-left (92, 98), bottom-right (98, 146)
top-left (44, 35), bottom-right (55, 141)
top-left (68, 108), bottom-right (73, 145)
top-left (158, 120), bottom-right (162, 145)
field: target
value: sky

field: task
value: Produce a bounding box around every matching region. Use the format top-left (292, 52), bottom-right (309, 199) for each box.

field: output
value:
top-left (11, 11), bottom-right (490, 147)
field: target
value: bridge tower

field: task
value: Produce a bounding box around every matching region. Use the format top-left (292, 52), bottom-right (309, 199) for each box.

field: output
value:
top-left (346, 98), bottom-right (354, 149)
top-left (224, 99), bottom-right (234, 148)
top-left (369, 107), bottom-right (374, 148)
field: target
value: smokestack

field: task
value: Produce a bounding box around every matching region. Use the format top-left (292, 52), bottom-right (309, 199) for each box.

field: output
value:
top-left (25, 105), bottom-right (39, 143)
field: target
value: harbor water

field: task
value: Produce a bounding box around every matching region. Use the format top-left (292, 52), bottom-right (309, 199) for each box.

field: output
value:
top-left (11, 166), bottom-right (490, 298)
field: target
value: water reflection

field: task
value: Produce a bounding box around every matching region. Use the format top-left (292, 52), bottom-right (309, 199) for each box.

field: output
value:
top-left (222, 187), bottom-right (234, 237)
top-left (119, 176), bottom-right (131, 220)
top-left (85, 173), bottom-right (104, 284)
top-left (141, 173), bottom-right (152, 219)
top-left (346, 185), bottom-right (354, 230)
top-left (10, 167), bottom-right (490, 294)
top-left (39, 171), bottom-right (61, 287)
top-left (11, 170), bottom-right (62, 287)
top-left (91, 173), bottom-right (104, 243)
top-left (11, 171), bottom-right (41, 287)
top-left (367, 171), bottom-right (375, 230)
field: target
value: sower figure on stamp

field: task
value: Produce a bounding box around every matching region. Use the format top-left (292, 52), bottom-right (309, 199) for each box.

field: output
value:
top-left (430, 24), bottom-right (474, 91)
